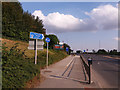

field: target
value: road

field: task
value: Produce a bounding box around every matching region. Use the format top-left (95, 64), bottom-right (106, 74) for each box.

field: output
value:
top-left (81, 54), bottom-right (120, 88)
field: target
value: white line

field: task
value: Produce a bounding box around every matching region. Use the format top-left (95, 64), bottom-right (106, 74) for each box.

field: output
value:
top-left (66, 56), bottom-right (74, 67)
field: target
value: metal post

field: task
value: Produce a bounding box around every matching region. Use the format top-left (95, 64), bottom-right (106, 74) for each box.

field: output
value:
top-left (99, 40), bottom-right (101, 49)
top-left (46, 42), bottom-right (48, 69)
top-left (89, 63), bottom-right (91, 84)
top-left (35, 39), bottom-right (37, 64)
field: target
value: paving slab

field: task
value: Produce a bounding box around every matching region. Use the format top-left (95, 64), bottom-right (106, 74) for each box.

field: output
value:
top-left (36, 55), bottom-right (100, 88)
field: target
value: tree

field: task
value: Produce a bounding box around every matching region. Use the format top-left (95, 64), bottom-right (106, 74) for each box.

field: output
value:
top-left (2, 2), bottom-right (45, 41)
top-left (45, 34), bottom-right (59, 49)
top-left (109, 49), bottom-right (118, 55)
top-left (2, 2), bottom-right (23, 38)
top-left (97, 49), bottom-right (108, 54)
top-left (76, 50), bottom-right (82, 54)
top-left (92, 49), bottom-right (96, 54)
top-left (63, 43), bottom-right (71, 54)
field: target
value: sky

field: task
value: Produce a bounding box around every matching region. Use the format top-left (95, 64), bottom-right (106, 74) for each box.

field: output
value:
top-left (20, 2), bottom-right (119, 52)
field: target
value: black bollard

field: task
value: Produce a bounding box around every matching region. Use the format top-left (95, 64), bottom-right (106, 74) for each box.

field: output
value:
top-left (88, 57), bottom-right (92, 84)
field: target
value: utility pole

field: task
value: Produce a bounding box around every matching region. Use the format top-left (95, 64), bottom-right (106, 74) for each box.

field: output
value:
top-left (99, 40), bottom-right (101, 49)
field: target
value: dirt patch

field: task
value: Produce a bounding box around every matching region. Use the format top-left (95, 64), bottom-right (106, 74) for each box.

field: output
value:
top-left (25, 74), bottom-right (46, 88)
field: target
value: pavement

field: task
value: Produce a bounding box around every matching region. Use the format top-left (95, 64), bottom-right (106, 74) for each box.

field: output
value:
top-left (36, 55), bottom-right (101, 88)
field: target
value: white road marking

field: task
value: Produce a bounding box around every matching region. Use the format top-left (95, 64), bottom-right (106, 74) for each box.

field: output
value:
top-left (66, 56), bottom-right (74, 67)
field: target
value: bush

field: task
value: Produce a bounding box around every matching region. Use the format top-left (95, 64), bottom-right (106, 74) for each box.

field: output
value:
top-left (2, 43), bottom-right (68, 88)
top-left (2, 43), bottom-right (40, 88)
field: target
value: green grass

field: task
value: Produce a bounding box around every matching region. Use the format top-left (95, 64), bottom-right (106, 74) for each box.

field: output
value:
top-left (2, 39), bottom-right (68, 88)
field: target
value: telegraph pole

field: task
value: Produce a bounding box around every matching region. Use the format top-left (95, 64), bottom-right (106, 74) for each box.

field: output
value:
top-left (99, 40), bottom-right (101, 49)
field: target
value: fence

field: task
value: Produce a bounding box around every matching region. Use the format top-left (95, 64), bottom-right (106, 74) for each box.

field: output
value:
top-left (80, 54), bottom-right (91, 84)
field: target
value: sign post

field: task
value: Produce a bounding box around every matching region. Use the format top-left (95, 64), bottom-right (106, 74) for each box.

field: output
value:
top-left (29, 32), bottom-right (44, 64)
top-left (45, 37), bottom-right (50, 69)
top-left (47, 42), bottom-right (48, 69)
top-left (35, 39), bottom-right (37, 64)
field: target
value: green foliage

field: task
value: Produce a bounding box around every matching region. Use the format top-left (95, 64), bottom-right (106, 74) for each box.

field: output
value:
top-left (48, 50), bottom-right (68, 65)
top-left (97, 49), bottom-right (108, 54)
top-left (63, 43), bottom-right (71, 54)
top-left (2, 43), bottom-right (68, 88)
top-left (76, 50), bottom-right (82, 54)
top-left (109, 49), bottom-right (118, 55)
top-left (2, 43), bottom-right (40, 88)
top-left (2, 2), bottom-right (45, 42)
top-left (96, 49), bottom-right (120, 55)
top-left (37, 49), bottom-right (68, 68)
top-left (44, 34), bottom-right (59, 49)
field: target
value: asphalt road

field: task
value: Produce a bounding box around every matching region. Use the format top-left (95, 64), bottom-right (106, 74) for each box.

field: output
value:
top-left (81, 54), bottom-right (120, 88)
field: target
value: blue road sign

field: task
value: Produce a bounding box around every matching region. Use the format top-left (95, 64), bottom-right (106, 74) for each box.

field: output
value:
top-left (66, 47), bottom-right (69, 52)
top-left (45, 37), bottom-right (50, 43)
top-left (84, 50), bottom-right (86, 52)
top-left (30, 32), bottom-right (44, 39)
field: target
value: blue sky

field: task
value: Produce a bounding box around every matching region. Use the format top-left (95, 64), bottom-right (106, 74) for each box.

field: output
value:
top-left (21, 2), bottom-right (118, 52)
top-left (21, 2), bottom-right (116, 18)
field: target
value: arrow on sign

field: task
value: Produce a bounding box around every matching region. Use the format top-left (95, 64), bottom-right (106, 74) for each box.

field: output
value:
top-left (30, 32), bottom-right (44, 40)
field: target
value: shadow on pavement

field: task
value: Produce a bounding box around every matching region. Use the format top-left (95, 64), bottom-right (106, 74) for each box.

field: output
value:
top-left (50, 75), bottom-right (88, 84)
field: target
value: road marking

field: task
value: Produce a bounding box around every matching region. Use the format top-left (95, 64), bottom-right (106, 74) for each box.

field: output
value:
top-left (67, 59), bottom-right (76, 77)
top-left (66, 56), bottom-right (74, 67)
top-left (61, 56), bottom-right (75, 76)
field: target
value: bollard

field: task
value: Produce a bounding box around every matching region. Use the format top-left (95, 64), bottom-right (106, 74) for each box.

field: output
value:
top-left (88, 57), bottom-right (92, 84)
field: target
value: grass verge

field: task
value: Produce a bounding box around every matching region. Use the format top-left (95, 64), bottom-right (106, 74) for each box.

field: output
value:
top-left (2, 39), bottom-right (68, 88)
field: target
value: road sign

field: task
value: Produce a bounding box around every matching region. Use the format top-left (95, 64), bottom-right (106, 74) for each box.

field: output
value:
top-left (28, 40), bottom-right (44, 50)
top-left (30, 32), bottom-right (44, 39)
top-left (66, 47), bottom-right (69, 52)
top-left (60, 45), bottom-right (64, 50)
top-left (45, 37), bottom-right (50, 43)
top-left (28, 40), bottom-right (44, 46)
top-left (54, 45), bottom-right (60, 49)
top-left (29, 32), bottom-right (44, 65)
top-left (28, 45), bottom-right (43, 50)
top-left (54, 44), bottom-right (64, 50)
top-left (84, 50), bottom-right (86, 52)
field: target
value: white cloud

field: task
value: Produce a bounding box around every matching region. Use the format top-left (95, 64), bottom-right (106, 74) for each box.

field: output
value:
top-left (32, 10), bottom-right (45, 20)
top-left (32, 4), bottom-right (118, 33)
top-left (113, 37), bottom-right (120, 41)
top-left (85, 4), bottom-right (118, 30)
top-left (32, 11), bottom-right (85, 33)
top-left (44, 12), bottom-right (80, 30)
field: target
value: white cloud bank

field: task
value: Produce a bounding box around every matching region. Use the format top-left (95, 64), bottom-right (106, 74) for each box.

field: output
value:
top-left (32, 4), bottom-right (118, 33)
top-left (113, 37), bottom-right (120, 41)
